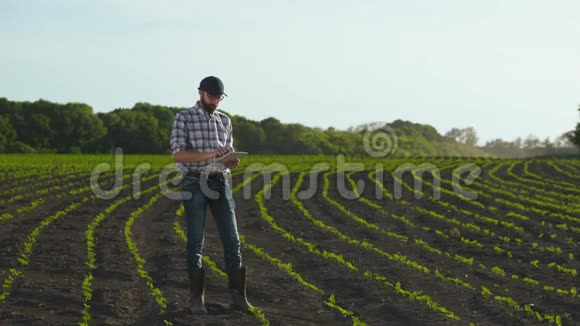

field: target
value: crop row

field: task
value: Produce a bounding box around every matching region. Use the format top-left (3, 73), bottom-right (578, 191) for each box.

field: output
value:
top-left (79, 172), bottom-right (164, 325)
top-left (321, 169), bottom-right (568, 323)
top-left (351, 169), bottom-right (578, 301)
top-left (260, 172), bottom-right (465, 322)
top-left (0, 170), bottom-right (145, 304)
top-left (0, 170), bottom-right (129, 223)
top-left (404, 164), bottom-right (579, 281)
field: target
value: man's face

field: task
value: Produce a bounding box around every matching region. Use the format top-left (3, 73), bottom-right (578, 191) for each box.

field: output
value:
top-left (199, 91), bottom-right (223, 112)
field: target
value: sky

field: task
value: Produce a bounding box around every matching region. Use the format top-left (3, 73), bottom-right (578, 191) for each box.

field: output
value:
top-left (1, 0), bottom-right (579, 145)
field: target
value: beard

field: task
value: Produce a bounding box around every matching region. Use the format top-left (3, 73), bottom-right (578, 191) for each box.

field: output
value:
top-left (200, 97), bottom-right (217, 112)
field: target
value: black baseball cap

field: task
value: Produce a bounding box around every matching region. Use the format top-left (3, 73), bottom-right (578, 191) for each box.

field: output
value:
top-left (198, 76), bottom-right (227, 97)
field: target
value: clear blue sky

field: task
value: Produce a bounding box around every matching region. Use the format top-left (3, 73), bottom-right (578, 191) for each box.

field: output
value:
top-left (1, 0), bottom-right (579, 144)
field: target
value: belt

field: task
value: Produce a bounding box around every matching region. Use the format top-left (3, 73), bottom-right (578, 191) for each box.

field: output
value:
top-left (187, 171), bottom-right (226, 179)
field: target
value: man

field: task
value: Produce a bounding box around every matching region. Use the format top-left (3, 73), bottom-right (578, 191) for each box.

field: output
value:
top-left (170, 76), bottom-right (252, 315)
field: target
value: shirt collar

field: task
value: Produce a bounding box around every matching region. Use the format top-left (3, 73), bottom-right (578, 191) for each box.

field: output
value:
top-left (194, 101), bottom-right (215, 119)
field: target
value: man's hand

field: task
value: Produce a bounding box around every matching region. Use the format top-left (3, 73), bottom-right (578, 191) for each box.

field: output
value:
top-left (225, 158), bottom-right (240, 169)
top-left (214, 146), bottom-right (232, 158)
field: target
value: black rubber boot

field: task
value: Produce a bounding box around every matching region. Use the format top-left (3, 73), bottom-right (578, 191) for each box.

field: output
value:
top-left (188, 268), bottom-right (208, 314)
top-left (227, 266), bottom-right (254, 313)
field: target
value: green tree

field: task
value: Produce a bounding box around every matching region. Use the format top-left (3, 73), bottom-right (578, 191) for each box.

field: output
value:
top-left (52, 103), bottom-right (107, 153)
top-left (231, 116), bottom-right (266, 153)
top-left (445, 127), bottom-right (478, 146)
top-left (0, 116), bottom-right (17, 152)
top-left (523, 134), bottom-right (541, 149)
top-left (571, 106), bottom-right (580, 150)
top-left (100, 110), bottom-right (165, 153)
top-left (572, 125), bottom-right (580, 150)
top-left (132, 102), bottom-right (182, 151)
top-left (21, 113), bottom-right (54, 150)
top-left (299, 131), bottom-right (337, 154)
top-left (259, 117), bottom-right (286, 154)
top-left (0, 97), bottom-right (492, 157)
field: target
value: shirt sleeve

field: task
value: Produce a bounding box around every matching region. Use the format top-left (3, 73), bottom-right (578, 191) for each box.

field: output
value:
top-left (225, 118), bottom-right (235, 151)
top-left (170, 112), bottom-right (188, 155)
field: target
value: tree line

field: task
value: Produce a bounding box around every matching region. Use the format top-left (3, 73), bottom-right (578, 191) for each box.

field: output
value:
top-left (444, 125), bottom-right (579, 158)
top-left (0, 97), bottom-right (578, 157)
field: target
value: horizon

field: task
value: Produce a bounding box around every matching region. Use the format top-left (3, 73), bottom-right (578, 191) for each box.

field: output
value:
top-left (2, 1), bottom-right (579, 145)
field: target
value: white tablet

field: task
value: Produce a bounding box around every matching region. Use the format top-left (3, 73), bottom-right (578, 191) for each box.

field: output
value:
top-left (215, 151), bottom-right (248, 164)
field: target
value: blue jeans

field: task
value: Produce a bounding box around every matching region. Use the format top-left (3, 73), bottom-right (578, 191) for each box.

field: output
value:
top-left (181, 173), bottom-right (242, 271)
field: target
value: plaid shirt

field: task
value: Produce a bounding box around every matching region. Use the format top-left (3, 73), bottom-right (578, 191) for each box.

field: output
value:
top-left (170, 101), bottom-right (234, 173)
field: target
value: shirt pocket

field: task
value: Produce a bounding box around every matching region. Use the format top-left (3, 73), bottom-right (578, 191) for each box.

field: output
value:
top-left (216, 119), bottom-right (229, 144)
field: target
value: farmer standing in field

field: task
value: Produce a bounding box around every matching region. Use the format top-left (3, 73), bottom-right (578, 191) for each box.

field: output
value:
top-left (170, 76), bottom-right (253, 314)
